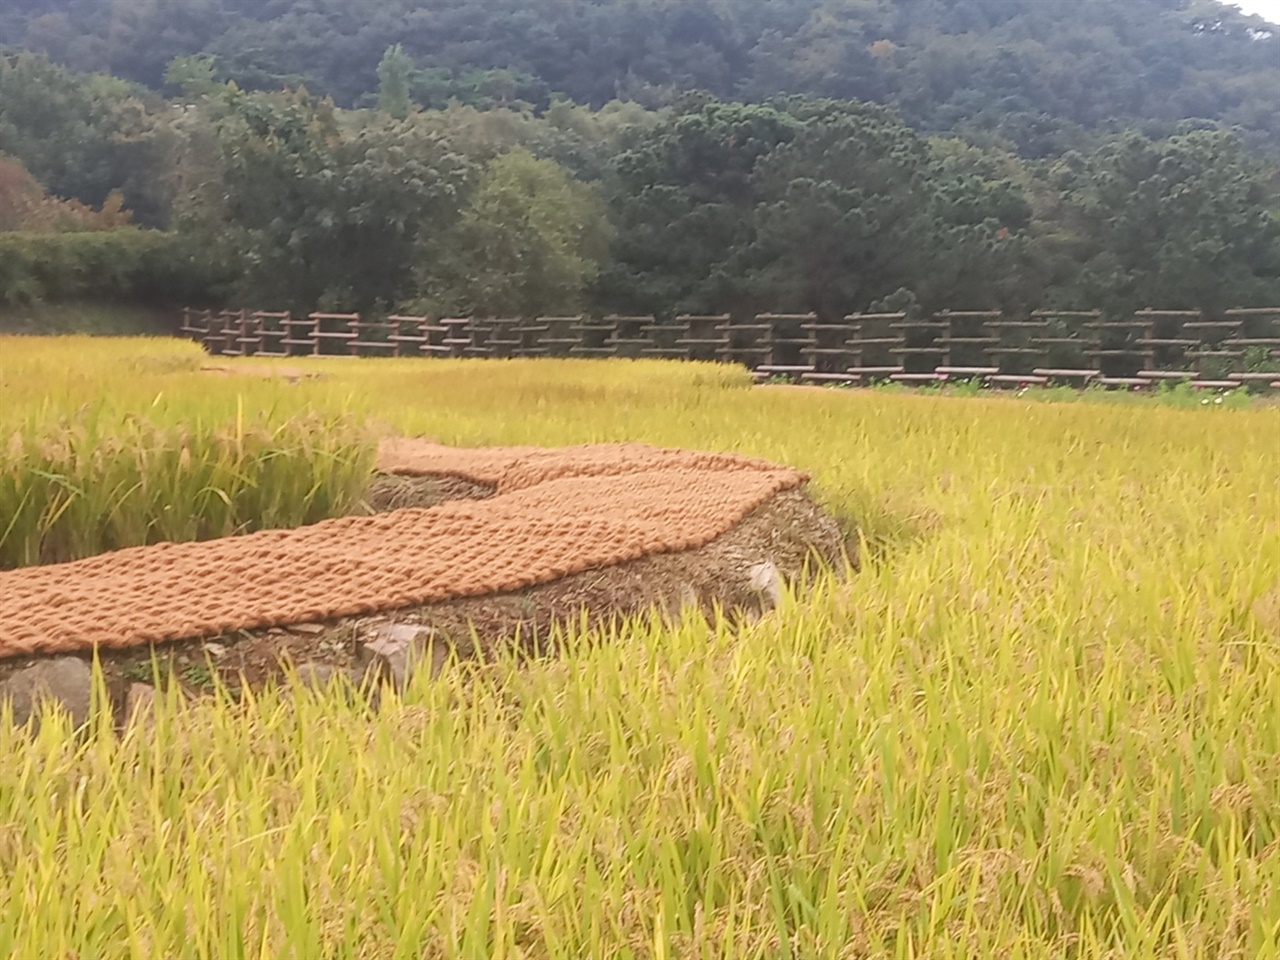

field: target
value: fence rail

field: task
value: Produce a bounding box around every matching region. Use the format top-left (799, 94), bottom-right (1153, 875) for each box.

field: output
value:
top-left (181, 307), bottom-right (1280, 390)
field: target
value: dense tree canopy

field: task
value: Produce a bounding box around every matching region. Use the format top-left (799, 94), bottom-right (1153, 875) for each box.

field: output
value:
top-left (0, 53), bottom-right (135, 207)
top-left (0, 3), bottom-right (1277, 318)
top-left (1048, 129), bottom-right (1280, 314)
top-left (204, 88), bottom-right (474, 312)
top-left (599, 97), bottom-right (1037, 320)
top-left (2, 0), bottom-right (1277, 155)
top-left (422, 149), bottom-right (611, 317)
top-left (601, 100), bottom-right (802, 315)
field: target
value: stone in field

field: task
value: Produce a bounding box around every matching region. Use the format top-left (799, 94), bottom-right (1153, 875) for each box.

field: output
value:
top-left (1, 657), bottom-right (93, 729)
top-left (124, 682), bottom-right (157, 729)
top-left (747, 560), bottom-right (784, 609)
top-left (363, 623), bottom-right (448, 691)
top-left (292, 661), bottom-right (369, 693)
top-left (660, 583), bottom-right (701, 622)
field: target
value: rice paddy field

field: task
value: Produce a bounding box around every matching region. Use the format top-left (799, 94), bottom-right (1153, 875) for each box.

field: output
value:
top-left (2, 334), bottom-right (1279, 958)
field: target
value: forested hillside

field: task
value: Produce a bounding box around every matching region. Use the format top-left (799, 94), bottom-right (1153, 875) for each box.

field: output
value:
top-left (2, 0), bottom-right (1277, 155)
top-left (1, 0), bottom-right (1277, 323)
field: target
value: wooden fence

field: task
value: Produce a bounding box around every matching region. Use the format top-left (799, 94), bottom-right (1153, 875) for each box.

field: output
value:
top-left (180, 307), bottom-right (1280, 390)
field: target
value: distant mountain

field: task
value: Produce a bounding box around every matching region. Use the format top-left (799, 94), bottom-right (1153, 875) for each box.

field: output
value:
top-left (2, 0), bottom-right (1277, 154)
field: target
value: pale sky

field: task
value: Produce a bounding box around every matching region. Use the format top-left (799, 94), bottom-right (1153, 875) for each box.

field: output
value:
top-left (1225, 0), bottom-right (1280, 24)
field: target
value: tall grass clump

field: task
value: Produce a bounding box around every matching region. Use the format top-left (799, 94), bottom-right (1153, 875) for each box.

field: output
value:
top-left (0, 408), bottom-right (374, 568)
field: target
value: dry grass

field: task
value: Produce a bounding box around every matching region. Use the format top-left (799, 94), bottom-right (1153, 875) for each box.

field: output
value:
top-left (2, 337), bottom-right (1279, 957)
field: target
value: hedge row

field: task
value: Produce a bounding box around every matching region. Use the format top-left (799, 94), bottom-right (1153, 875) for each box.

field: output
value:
top-left (0, 229), bottom-right (229, 306)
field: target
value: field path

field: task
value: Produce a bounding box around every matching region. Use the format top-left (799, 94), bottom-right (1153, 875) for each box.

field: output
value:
top-left (0, 441), bottom-right (805, 657)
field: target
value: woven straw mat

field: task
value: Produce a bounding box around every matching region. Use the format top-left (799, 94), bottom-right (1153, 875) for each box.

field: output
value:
top-left (0, 441), bottom-right (807, 657)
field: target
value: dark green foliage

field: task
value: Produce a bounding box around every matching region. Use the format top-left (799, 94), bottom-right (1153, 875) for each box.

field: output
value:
top-left (601, 100), bottom-right (801, 315)
top-left (408, 68), bottom-right (552, 113)
top-left (601, 97), bottom-right (1034, 318)
top-left (421, 150), bottom-right (611, 317)
top-left (0, 53), bottom-right (132, 207)
top-left (207, 88), bottom-right (474, 312)
top-left (3, 0), bottom-right (1277, 153)
top-left (0, 53), bottom-right (182, 226)
top-left (1, 5), bottom-right (1277, 319)
top-left (749, 100), bottom-right (955, 316)
top-left (0, 228), bottom-right (229, 307)
top-left (1048, 129), bottom-right (1280, 313)
top-left (375, 45), bottom-right (413, 120)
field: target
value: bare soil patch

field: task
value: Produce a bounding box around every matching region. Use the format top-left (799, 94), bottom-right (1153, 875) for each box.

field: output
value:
top-left (200, 363), bottom-right (317, 382)
top-left (363, 474), bottom-right (496, 512)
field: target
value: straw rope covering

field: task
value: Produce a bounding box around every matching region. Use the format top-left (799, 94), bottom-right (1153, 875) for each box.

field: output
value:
top-left (375, 438), bottom-right (796, 491)
top-left (0, 441), bottom-right (806, 658)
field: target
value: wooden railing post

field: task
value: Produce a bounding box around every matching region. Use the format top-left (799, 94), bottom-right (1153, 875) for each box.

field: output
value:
top-left (163, 302), bottom-right (1280, 393)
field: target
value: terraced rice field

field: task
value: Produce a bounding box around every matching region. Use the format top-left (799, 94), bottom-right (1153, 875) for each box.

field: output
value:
top-left (1, 335), bottom-right (1279, 958)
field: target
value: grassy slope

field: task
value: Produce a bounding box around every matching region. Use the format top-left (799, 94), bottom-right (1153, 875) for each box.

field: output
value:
top-left (2, 340), bottom-right (1279, 957)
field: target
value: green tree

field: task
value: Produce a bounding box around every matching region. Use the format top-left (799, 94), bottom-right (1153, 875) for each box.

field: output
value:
top-left (375, 44), bottom-right (413, 120)
top-left (600, 100), bottom-right (800, 315)
top-left (164, 54), bottom-right (220, 99)
top-left (4, 0), bottom-right (1279, 153)
top-left (204, 87), bottom-right (473, 311)
top-left (919, 136), bottom-right (1036, 310)
top-left (601, 96), bottom-right (1029, 317)
top-left (422, 149), bottom-right (610, 316)
top-left (749, 99), bottom-right (942, 317)
top-left (405, 97), bottom-right (658, 183)
top-left (0, 54), bottom-right (131, 207)
top-left (749, 101), bottom-right (1031, 315)
top-left (0, 53), bottom-right (235, 231)
top-left (1050, 129), bottom-right (1280, 312)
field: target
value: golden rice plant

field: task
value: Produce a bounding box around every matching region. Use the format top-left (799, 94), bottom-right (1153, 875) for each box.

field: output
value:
top-left (1, 336), bottom-right (1278, 957)
top-left (0, 404), bottom-right (374, 568)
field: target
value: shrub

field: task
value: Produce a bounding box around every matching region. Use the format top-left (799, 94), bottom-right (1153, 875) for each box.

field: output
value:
top-left (0, 228), bottom-right (230, 306)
